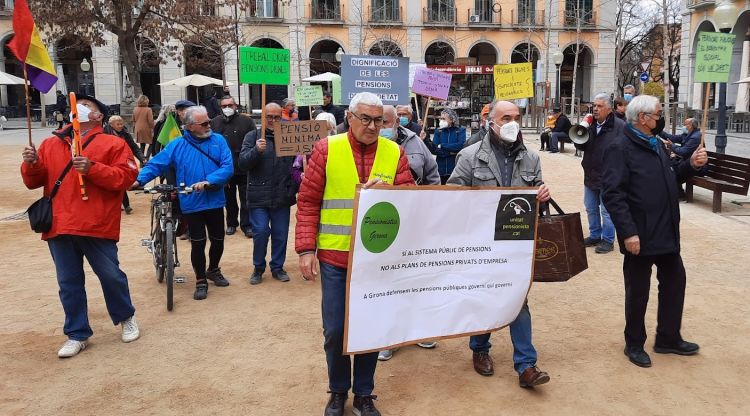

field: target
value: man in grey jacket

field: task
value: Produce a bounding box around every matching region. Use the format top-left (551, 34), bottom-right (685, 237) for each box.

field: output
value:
top-left (448, 100), bottom-right (552, 389)
top-left (381, 105), bottom-right (440, 185)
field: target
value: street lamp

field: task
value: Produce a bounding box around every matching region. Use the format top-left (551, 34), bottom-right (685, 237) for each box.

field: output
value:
top-left (80, 58), bottom-right (91, 95)
top-left (714, 2), bottom-right (739, 154)
top-left (552, 50), bottom-right (564, 107)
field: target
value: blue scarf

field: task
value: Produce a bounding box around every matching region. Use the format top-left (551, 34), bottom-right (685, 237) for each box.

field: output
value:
top-left (627, 124), bottom-right (661, 154)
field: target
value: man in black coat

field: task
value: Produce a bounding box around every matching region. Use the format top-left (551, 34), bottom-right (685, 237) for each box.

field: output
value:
top-left (547, 106), bottom-right (571, 153)
top-left (238, 103), bottom-right (297, 285)
top-left (575, 93), bottom-right (625, 254)
top-left (602, 95), bottom-right (709, 369)
top-left (210, 95), bottom-right (257, 237)
top-left (320, 91), bottom-right (345, 125)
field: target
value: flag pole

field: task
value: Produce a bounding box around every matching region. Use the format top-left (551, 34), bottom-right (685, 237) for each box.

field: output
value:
top-left (22, 63), bottom-right (33, 147)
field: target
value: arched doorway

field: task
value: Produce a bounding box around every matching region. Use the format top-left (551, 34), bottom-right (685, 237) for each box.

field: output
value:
top-left (691, 20), bottom-right (716, 109)
top-left (560, 44), bottom-right (594, 106)
top-left (309, 39), bottom-right (344, 75)
top-left (56, 35), bottom-right (94, 97)
top-left (2, 35), bottom-right (40, 112)
top-left (184, 41), bottom-right (223, 104)
top-left (468, 42), bottom-right (497, 65)
top-left (510, 42), bottom-right (540, 79)
top-left (368, 40), bottom-right (402, 57)
top-left (425, 41), bottom-right (455, 65)
top-left (250, 38), bottom-right (287, 108)
top-left (730, 14), bottom-right (750, 111)
top-left (136, 37), bottom-right (161, 105)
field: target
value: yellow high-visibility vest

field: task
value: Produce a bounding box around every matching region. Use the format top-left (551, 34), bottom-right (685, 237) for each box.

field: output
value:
top-left (317, 133), bottom-right (401, 251)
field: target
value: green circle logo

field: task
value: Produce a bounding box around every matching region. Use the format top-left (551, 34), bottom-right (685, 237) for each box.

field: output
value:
top-left (360, 202), bottom-right (400, 253)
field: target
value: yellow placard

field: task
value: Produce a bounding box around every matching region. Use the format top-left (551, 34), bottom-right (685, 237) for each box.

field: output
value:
top-left (493, 63), bottom-right (534, 100)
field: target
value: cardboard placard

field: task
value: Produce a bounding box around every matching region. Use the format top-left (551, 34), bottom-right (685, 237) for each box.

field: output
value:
top-left (239, 46), bottom-right (290, 85)
top-left (493, 62), bottom-right (534, 100)
top-left (274, 120), bottom-right (329, 156)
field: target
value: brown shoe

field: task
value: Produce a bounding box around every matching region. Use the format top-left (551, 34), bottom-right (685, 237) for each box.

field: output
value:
top-left (472, 352), bottom-right (494, 376)
top-left (519, 366), bottom-right (550, 388)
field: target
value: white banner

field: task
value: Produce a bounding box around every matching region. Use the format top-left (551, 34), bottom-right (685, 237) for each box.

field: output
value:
top-left (344, 186), bottom-right (539, 354)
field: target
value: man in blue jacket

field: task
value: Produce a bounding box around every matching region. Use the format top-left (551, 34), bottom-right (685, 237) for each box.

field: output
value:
top-left (660, 118), bottom-right (702, 161)
top-left (134, 105), bottom-right (234, 300)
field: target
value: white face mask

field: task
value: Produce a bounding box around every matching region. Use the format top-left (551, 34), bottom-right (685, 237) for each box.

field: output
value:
top-left (438, 120), bottom-right (450, 129)
top-left (70, 103), bottom-right (92, 123)
top-left (222, 107), bottom-right (235, 117)
top-left (498, 121), bottom-right (520, 144)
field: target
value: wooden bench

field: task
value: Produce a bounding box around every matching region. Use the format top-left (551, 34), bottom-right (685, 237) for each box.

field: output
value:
top-left (686, 151), bottom-right (750, 212)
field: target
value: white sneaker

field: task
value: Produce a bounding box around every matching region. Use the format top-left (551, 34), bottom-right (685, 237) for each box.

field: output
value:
top-left (58, 339), bottom-right (87, 358)
top-left (121, 315), bottom-right (140, 343)
top-left (417, 342), bottom-right (437, 349)
top-left (378, 349), bottom-right (394, 361)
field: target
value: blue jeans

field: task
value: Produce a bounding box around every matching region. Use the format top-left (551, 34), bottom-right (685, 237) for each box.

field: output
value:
top-left (469, 302), bottom-right (537, 374)
top-left (549, 132), bottom-right (568, 152)
top-left (584, 186), bottom-right (615, 243)
top-left (249, 206), bottom-right (290, 272)
top-left (47, 235), bottom-right (135, 341)
top-left (320, 262), bottom-right (379, 395)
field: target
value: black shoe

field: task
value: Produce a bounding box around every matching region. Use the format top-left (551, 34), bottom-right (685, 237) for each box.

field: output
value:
top-left (249, 269), bottom-right (263, 285)
top-left (124, 206), bottom-right (133, 215)
top-left (353, 395), bottom-right (381, 416)
top-left (624, 346), bottom-right (652, 367)
top-left (272, 269), bottom-right (290, 282)
top-left (324, 392), bottom-right (348, 416)
top-left (595, 241), bottom-right (614, 254)
top-left (244, 228), bottom-right (253, 238)
top-left (226, 226), bottom-right (236, 235)
top-left (207, 268), bottom-right (230, 287)
top-left (193, 282), bottom-right (208, 300)
top-left (583, 237), bottom-right (601, 247)
top-left (654, 340), bottom-right (700, 356)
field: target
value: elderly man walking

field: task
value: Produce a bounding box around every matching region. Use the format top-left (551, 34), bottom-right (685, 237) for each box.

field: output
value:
top-left (21, 94), bottom-right (140, 358)
top-left (602, 95), bottom-right (708, 368)
top-left (575, 93), bottom-right (626, 254)
top-left (296, 92), bottom-right (415, 416)
top-left (448, 100), bottom-right (552, 388)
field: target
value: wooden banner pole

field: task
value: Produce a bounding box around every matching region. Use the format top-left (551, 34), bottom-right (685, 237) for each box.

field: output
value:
top-left (261, 84), bottom-right (267, 136)
top-left (700, 82), bottom-right (710, 148)
top-left (420, 97), bottom-right (432, 129)
top-left (22, 64), bottom-right (33, 147)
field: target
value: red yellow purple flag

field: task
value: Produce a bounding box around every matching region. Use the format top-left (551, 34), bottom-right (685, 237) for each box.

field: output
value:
top-left (7, 0), bottom-right (57, 93)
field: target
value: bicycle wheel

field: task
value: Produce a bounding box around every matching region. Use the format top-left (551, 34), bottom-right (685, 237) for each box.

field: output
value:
top-left (165, 223), bottom-right (175, 311)
top-left (152, 204), bottom-right (165, 283)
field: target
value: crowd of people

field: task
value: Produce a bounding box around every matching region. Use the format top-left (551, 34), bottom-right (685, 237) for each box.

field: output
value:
top-left (21, 84), bottom-right (710, 415)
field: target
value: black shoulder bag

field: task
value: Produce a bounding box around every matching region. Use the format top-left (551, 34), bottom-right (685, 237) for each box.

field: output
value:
top-left (184, 139), bottom-right (221, 167)
top-left (25, 134), bottom-right (98, 233)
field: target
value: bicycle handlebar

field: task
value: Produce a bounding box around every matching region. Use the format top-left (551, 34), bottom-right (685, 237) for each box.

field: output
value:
top-left (143, 184), bottom-right (193, 194)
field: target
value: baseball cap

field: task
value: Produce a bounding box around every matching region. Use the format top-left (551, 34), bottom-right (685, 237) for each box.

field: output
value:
top-left (175, 99), bottom-right (196, 109)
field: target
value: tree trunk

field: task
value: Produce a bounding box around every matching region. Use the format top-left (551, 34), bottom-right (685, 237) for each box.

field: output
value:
top-left (118, 34), bottom-right (143, 100)
top-left (661, 0), bottom-right (671, 129)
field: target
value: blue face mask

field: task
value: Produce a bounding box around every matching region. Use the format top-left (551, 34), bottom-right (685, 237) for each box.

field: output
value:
top-left (624, 93), bottom-right (633, 102)
top-left (399, 116), bottom-right (409, 127)
top-left (379, 128), bottom-right (394, 139)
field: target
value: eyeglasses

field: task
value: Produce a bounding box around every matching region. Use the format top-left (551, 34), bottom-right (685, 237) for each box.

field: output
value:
top-left (350, 112), bottom-right (384, 127)
top-left (266, 115), bottom-right (282, 121)
top-left (193, 121), bottom-right (211, 127)
top-left (645, 113), bottom-right (663, 121)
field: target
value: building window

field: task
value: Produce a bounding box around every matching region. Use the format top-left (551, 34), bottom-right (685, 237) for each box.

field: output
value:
top-left (517, 0), bottom-right (535, 25)
top-left (312, 0), bottom-right (341, 20)
top-left (371, 0), bottom-right (400, 22)
top-left (472, 0), bottom-right (492, 22)
top-left (197, 0), bottom-right (216, 16)
top-left (565, 0), bottom-right (594, 26)
top-left (250, 0), bottom-right (280, 18)
top-left (427, 0), bottom-right (455, 23)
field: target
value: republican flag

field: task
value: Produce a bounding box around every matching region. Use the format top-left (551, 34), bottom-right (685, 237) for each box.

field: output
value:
top-left (7, 0), bottom-right (57, 93)
top-left (157, 113), bottom-right (182, 146)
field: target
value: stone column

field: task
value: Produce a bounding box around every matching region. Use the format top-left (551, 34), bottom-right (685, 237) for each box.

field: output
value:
top-left (735, 33), bottom-right (750, 112)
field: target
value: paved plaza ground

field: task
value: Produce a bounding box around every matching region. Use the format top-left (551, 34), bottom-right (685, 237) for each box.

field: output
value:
top-left (0, 125), bottom-right (748, 415)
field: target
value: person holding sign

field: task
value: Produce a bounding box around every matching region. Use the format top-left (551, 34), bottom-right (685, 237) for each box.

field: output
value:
top-left (430, 108), bottom-right (466, 184)
top-left (602, 95), bottom-right (708, 368)
top-left (239, 103), bottom-right (298, 285)
top-left (282, 98), bottom-right (299, 122)
top-left (295, 92), bottom-right (415, 416)
top-left (448, 100), bottom-right (552, 388)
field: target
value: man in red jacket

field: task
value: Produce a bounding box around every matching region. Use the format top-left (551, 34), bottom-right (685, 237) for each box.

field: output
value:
top-left (296, 92), bottom-right (415, 416)
top-left (21, 95), bottom-right (140, 358)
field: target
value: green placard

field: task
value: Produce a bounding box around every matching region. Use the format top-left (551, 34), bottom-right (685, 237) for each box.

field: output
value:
top-left (295, 85), bottom-right (324, 106)
top-left (332, 76), bottom-right (342, 105)
top-left (239, 46), bottom-right (290, 85)
top-left (694, 31), bottom-right (736, 83)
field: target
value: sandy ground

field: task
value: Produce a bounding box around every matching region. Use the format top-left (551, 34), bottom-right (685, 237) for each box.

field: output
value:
top-left (0, 132), bottom-right (748, 415)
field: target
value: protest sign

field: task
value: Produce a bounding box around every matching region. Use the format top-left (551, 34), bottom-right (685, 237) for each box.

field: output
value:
top-left (345, 186), bottom-right (539, 354)
top-left (493, 62), bottom-right (534, 100)
top-left (411, 67), bottom-right (452, 100)
top-left (238, 47), bottom-right (290, 85)
top-left (694, 31), bottom-right (736, 83)
top-left (295, 85), bottom-right (324, 106)
top-left (274, 120), bottom-right (329, 157)
top-left (340, 55), bottom-right (409, 105)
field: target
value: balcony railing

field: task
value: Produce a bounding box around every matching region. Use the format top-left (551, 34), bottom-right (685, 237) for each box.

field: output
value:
top-left (310, 1), bottom-right (343, 21)
top-left (248, 1), bottom-right (283, 20)
top-left (512, 9), bottom-right (545, 27)
top-left (687, 0), bottom-right (715, 9)
top-left (369, 5), bottom-right (401, 23)
top-left (564, 10), bottom-right (596, 27)
top-left (467, 8), bottom-right (501, 25)
top-left (424, 7), bottom-right (457, 25)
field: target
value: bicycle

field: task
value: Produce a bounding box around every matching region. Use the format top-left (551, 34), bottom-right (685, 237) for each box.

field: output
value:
top-left (140, 183), bottom-right (192, 311)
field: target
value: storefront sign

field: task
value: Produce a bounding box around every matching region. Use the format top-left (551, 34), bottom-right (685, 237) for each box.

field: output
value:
top-left (493, 62), bottom-right (534, 100)
top-left (238, 47), bottom-right (290, 85)
top-left (340, 55), bottom-right (410, 105)
top-left (411, 67), bottom-right (452, 100)
top-left (274, 120), bottom-right (329, 156)
top-left (427, 65), bottom-right (495, 75)
top-left (294, 85), bottom-right (324, 106)
top-left (694, 31), bottom-right (736, 83)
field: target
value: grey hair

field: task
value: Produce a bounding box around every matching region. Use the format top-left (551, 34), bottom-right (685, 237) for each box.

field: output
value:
top-left (623, 84), bottom-right (635, 91)
top-left (283, 98), bottom-right (296, 106)
top-left (315, 112), bottom-right (337, 131)
top-left (396, 104), bottom-right (412, 114)
top-left (183, 105), bottom-right (208, 125)
top-left (593, 92), bottom-right (612, 108)
top-left (625, 95), bottom-right (659, 124)
top-left (441, 107), bottom-right (459, 125)
top-left (686, 118), bottom-right (699, 130)
top-left (382, 105), bottom-right (397, 118)
top-left (156, 104), bottom-right (176, 123)
top-left (349, 92), bottom-right (383, 112)
top-left (265, 102), bottom-right (282, 112)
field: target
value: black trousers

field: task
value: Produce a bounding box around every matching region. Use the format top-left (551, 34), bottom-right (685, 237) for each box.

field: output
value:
top-left (224, 174), bottom-right (248, 230)
top-left (540, 132), bottom-right (550, 149)
top-left (623, 253), bottom-right (686, 348)
top-left (184, 208), bottom-right (225, 282)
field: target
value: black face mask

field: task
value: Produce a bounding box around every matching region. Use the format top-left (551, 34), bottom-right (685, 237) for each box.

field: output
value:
top-left (651, 116), bottom-right (665, 135)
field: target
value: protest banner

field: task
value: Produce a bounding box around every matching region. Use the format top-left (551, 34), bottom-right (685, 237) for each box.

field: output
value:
top-left (694, 31), bottom-right (736, 146)
top-left (238, 46), bottom-right (291, 139)
top-left (294, 85), bottom-right (324, 107)
top-left (344, 186), bottom-right (539, 354)
top-left (411, 67), bottom-right (452, 128)
top-left (340, 55), bottom-right (409, 105)
top-left (493, 62), bottom-right (534, 100)
top-left (274, 120), bottom-right (329, 157)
